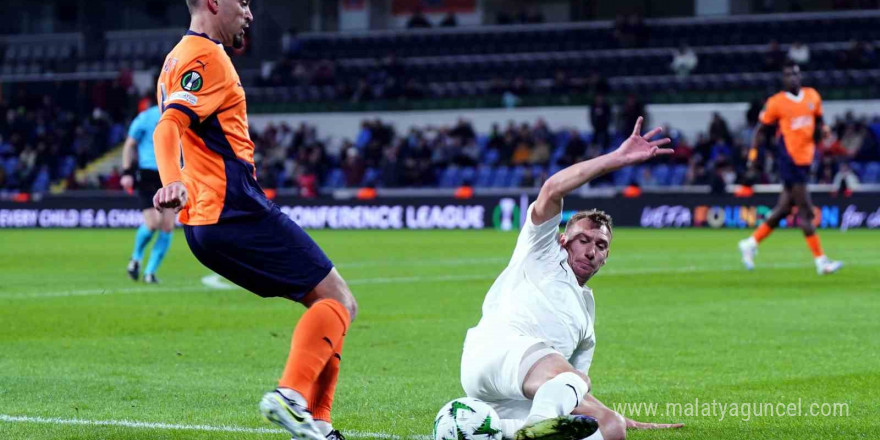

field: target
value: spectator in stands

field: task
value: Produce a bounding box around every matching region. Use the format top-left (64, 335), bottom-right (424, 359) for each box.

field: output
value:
top-left (440, 12), bottom-right (457, 27)
top-left (763, 40), bottom-right (785, 71)
top-left (708, 112), bottom-right (732, 146)
top-left (589, 94), bottom-right (611, 150)
top-left (281, 28), bottom-right (301, 58)
top-left (508, 76), bottom-right (531, 96)
top-left (618, 94), bottom-right (645, 137)
top-left (585, 71), bottom-right (610, 96)
top-left (450, 118), bottom-right (476, 143)
top-left (407, 7), bottom-right (432, 29)
top-left (832, 162), bottom-right (859, 193)
top-left (670, 44), bottom-right (698, 77)
top-left (342, 145), bottom-right (365, 187)
top-left (103, 166), bottom-right (123, 190)
top-left (551, 70), bottom-right (572, 95)
top-left (560, 129), bottom-right (587, 166)
top-left (787, 41), bottom-right (810, 66)
top-left (838, 39), bottom-right (877, 69)
top-left (380, 143), bottom-right (403, 186)
top-left (530, 138), bottom-right (551, 166)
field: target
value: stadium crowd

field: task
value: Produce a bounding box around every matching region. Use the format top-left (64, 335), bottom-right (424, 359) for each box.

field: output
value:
top-left (0, 77), bottom-right (143, 194)
top-left (247, 106), bottom-right (880, 195)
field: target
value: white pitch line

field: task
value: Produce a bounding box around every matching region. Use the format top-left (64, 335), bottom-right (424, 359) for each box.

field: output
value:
top-left (200, 273), bottom-right (236, 290)
top-left (4, 258), bottom-right (876, 300)
top-left (0, 414), bottom-right (430, 439)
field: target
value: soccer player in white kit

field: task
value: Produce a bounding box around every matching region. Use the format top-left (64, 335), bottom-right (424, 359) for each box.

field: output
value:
top-left (461, 118), bottom-right (683, 440)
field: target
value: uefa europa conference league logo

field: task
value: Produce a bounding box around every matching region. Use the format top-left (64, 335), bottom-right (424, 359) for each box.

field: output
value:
top-left (181, 71), bottom-right (203, 92)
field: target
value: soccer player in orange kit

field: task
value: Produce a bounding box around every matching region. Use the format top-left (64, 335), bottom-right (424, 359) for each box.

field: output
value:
top-left (738, 61), bottom-right (842, 275)
top-left (152, 1), bottom-right (355, 439)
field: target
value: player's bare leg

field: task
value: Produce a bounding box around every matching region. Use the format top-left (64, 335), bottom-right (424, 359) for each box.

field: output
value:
top-left (514, 353), bottom-right (598, 440)
top-left (790, 184), bottom-right (842, 274)
top-left (518, 354), bottom-right (681, 440)
top-left (739, 188), bottom-right (793, 270)
top-left (260, 268), bottom-right (357, 439)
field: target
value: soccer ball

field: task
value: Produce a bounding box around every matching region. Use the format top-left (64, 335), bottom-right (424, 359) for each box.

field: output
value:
top-left (433, 397), bottom-right (503, 440)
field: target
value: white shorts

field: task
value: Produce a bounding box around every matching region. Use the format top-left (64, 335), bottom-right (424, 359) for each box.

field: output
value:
top-left (460, 328), bottom-right (560, 406)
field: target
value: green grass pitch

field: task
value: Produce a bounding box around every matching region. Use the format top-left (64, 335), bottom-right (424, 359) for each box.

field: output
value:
top-left (1, 228), bottom-right (878, 439)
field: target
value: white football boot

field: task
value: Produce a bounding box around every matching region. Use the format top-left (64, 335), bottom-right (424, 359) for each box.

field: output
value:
top-left (259, 390), bottom-right (324, 440)
top-left (738, 238), bottom-right (757, 270)
top-left (815, 256), bottom-right (843, 275)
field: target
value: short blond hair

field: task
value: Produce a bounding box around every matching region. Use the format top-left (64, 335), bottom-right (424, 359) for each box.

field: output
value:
top-left (565, 209), bottom-right (613, 237)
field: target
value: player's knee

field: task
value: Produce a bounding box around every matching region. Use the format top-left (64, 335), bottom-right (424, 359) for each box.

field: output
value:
top-left (598, 411), bottom-right (627, 440)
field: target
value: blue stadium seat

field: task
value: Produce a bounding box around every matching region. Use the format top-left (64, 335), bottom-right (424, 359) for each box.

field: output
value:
top-left (482, 148), bottom-right (500, 165)
top-left (864, 162), bottom-right (880, 183)
top-left (850, 162), bottom-right (864, 179)
top-left (653, 164), bottom-right (671, 186)
top-left (670, 165), bottom-right (688, 186)
top-left (439, 166), bottom-right (460, 188)
top-left (491, 166), bottom-right (510, 187)
top-left (613, 166), bottom-right (633, 186)
top-left (460, 167), bottom-right (476, 185)
top-left (325, 168), bottom-right (345, 188)
top-left (475, 165), bottom-right (493, 187)
top-left (362, 167), bottom-right (380, 186)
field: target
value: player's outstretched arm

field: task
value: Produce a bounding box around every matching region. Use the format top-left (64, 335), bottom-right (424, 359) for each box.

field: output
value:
top-left (532, 116), bottom-right (671, 224)
top-left (120, 136), bottom-right (137, 192)
top-left (152, 108), bottom-right (190, 212)
top-left (747, 123), bottom-right (775, 166)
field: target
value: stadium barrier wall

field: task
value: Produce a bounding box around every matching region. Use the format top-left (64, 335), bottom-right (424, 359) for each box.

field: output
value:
top-left (1, 193), bottom-right (879, 230)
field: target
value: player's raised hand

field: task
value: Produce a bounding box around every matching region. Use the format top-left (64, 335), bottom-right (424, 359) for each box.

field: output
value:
top-left (613, 116), bottom-right (673, 166)
top-left (153, 181), bottom-right (188, 213)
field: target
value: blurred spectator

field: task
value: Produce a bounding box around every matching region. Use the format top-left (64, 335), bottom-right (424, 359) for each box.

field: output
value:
top-left (560, 129), bottom-right (587, 166)
top-left (589, 94), bottom-right (611, 150)
top-left (832, 162), bottom-right (859, 193)
top-left (837, 40), bottom-right (877, 69)
top-left (407, 7), bottom-right (432, 29)
top-left (614, 14), bottom-right (648, 48)
top-left (281, 28), bottom-right (301, 58)
top-left (585, 71), bottom-right (610, 96)
top-left (708, 112), bottom-right (732, 146)
top-left (763, 40), bottom-right (785, 71)
top-left (439, 12), bottom-right (457, 27)
top-left (670, 45), bottom-right (698, 77)
top-left (787, 41), bottom-right (810, 66)
top-left (618, 94), bottom-right (645, 136)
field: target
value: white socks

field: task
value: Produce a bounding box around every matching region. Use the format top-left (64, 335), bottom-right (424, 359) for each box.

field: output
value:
top-left (744, 236), bottom-right (757, 247)
top-left (525, 372), bottom-right (589, 425)
top-left (314, 420), bottom-right (333, 436)
top-left (277, 387), bottom-right (308, 408)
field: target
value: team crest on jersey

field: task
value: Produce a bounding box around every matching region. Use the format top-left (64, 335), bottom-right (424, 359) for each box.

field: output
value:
top-left (808, 103), bottom-right (815, 111)
top-left (181, 70), bottom-right (203, 92)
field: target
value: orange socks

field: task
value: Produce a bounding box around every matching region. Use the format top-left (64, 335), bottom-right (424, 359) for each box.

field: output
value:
top-left (752, 223), bottom-right (773, 243)
top-left (805, 234), bottom-right (824, 258)
top-left (279, 299), bottom-right (350, 408)
top-left (310, 349), bottom-right (342, 422)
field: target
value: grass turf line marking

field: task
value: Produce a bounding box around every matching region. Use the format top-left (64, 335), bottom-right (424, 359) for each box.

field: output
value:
top-left (0, 414), bottom-right (431, 439)
top-left (4, 259), bottom-right (876, 300)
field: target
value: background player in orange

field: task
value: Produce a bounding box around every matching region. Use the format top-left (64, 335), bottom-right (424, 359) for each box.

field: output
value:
top-left (152, 1), bottom-right (356, 439)
top-left (738, 61), bottom-right (842, 275)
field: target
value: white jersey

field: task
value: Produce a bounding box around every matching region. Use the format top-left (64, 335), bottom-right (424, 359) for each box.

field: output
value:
top-left (470, 201), bottom-right (596, 374)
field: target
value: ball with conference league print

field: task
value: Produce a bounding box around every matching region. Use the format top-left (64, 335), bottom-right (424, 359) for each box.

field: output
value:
top-left (433, 397), bottom-right (502, 440)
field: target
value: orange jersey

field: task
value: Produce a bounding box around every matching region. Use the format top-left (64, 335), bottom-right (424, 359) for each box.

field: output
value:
top-left (155, 30), bottom-right (269, 225)
top-left (758, 87), bottom-right (823, 166)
